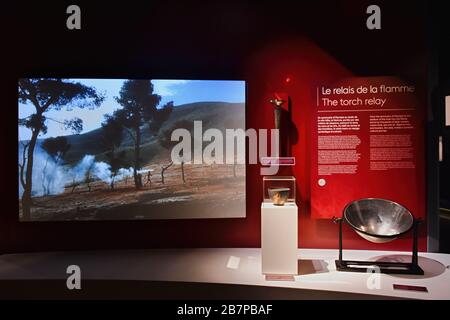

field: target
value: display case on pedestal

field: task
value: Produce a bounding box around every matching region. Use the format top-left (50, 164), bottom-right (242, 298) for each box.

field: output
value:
top-left (261, 176), bottom-right (298, 277)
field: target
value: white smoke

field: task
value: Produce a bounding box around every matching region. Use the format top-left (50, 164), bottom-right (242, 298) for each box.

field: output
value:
top-left (69, 155), bottom-right (93, 183)
top-left (92, 160), bottom-right (112, 183)
top-left (69, 154), bottom-right (112, 185)
top-left (117, 167), bottom-right (134, 181)
top-left (117, 167), bottom-right (133, 177)
top-left (18, 146), bottom-right (140, 199)
top-left (18, 145), bottom-right (67, 198)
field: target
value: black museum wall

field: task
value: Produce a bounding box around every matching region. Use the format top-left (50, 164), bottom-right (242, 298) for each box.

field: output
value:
top-left (0, 0), bottom-right (435, 253)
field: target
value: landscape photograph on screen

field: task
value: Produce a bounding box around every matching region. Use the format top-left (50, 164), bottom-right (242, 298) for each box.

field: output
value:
top-left (18, 78), bottom-right (246, 221)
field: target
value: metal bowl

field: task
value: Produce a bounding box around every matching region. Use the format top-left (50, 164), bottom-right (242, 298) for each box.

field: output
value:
top-left (268, 188), bottom-right (290, 206)
top-left (343, 198), bottom-right (414, 243)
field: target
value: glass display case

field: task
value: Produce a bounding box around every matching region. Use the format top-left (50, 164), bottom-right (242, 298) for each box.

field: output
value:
top-left (263, 176), bottom-right (296, 206)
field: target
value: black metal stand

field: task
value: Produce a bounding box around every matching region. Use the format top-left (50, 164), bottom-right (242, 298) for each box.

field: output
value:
top-left (333, 217), bottom-right (424, 275)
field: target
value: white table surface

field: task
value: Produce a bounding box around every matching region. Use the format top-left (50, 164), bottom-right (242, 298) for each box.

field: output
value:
top-left (0, 248), bottom-right (449, 300)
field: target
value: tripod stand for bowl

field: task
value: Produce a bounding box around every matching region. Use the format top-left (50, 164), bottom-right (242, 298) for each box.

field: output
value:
top-left (333, 198), bottom-right (424, 275)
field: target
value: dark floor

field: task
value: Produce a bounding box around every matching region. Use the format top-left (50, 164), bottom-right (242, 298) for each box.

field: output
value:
top-left (0, 280), bottom-right (407, 300)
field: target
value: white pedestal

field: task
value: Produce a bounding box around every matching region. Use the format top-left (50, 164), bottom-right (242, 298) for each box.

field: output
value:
top-left (261, 202), bottom-right (298, 275)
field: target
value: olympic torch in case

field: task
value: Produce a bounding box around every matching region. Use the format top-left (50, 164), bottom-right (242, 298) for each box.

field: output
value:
top-left (261, 176), bottom-right (298, 276)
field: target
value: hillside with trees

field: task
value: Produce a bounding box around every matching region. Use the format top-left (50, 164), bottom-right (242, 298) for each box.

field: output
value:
top-left (18, 78), bottom-right (246, 221)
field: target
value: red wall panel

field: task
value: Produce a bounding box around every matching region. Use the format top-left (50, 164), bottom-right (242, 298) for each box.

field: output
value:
top-left (243, 38), bottom-right (427, 251)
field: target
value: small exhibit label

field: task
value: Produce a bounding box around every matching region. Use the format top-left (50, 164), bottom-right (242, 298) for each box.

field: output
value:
top-left (265, 274), bottom-right (295, 281)
top-left (261, 157), bottom-right (296, 166)
top-left (393, 284), bottom-right (428, 292)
